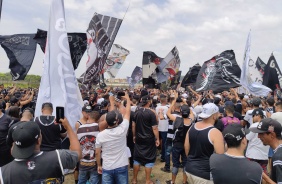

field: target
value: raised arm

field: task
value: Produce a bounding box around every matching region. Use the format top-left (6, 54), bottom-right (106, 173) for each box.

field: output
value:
top-left (122, 92), bottom-right (131, 121)
top-left (167, 91), bottom-right (178, 122)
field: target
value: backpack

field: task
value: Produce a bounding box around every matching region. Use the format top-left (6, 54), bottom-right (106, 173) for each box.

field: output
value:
top-left (221, 116), bottom-right (240, 128)
top-left (173, 117), bottom-right (184, 143)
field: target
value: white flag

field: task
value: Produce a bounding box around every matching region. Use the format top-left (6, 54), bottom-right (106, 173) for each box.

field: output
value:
top-left (240, 31), bottom-right (271, 96)
top-left (35, 0), bottom-right (83, 128)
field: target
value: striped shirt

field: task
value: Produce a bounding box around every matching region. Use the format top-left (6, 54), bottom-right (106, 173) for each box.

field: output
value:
top-left (167, 111), bottom-right (181, 143)
top-left (272, 144), bottom-right (282, 183)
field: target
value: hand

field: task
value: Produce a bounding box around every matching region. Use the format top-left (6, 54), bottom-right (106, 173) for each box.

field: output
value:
top-left (109, 95), bottom-right (115, 101)
top-left (121, 92), bottom-right (130, 101)
top-left (155, 139), bottom-right (160, 147)
top-left (98, 166), bottom-right (103, 174)
top-left (59, 117), bottom-right (71, 130)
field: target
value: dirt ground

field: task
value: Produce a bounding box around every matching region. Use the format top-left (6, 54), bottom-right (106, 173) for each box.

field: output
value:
top-left (64, 158), bottom-right (184, 184)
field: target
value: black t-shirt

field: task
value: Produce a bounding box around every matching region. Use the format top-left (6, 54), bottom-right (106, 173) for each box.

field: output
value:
top-left (272, 144), bottom-right (282, 183)
top-left (210, 153), bottom-right (262, 184)
top-left (0, 114), bottom-right (12, 151)
top-left (235, 100), bottom-right (242, 115)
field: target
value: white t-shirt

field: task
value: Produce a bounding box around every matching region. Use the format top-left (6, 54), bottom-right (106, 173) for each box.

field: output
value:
top-left (155, 105), bottom-right (169, 132)
top-left (95, 119), bottom-right (129, 170)
top-left (244, 109), bottom-right (266, 126)
top-left (246, 122), bottom-right (269, 160)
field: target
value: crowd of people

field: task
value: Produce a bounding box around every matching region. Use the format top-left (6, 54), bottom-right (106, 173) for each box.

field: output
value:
top-left (0, 83), bottom-right (282, 184)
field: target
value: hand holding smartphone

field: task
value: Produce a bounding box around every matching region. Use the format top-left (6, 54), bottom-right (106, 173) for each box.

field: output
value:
top-left (56, 106), bottom-right (64, 123)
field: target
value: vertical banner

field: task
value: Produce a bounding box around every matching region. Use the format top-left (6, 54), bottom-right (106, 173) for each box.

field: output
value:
top-left (35, 0), bottom-right (83, 128)
top-left (263, 54), bottom-right (282, 91)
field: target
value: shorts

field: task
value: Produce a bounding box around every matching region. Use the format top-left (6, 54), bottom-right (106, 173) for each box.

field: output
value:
top-left (186, 172), bottom-right (214, 184)
top-left (133, 160), bottom-right (155, 168)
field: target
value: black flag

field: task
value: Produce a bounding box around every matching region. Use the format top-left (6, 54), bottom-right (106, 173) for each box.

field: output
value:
top-left (84, 13), bottom-right (122, 85)
top-left (263, 54), bottom-right (282, 91)
top-left (170, 71), bottom-right (182, 89)
top-left (256, 57), bottom-right (266, 76)
top-left (34, 29), bottom-right (87, 70)
top-left (181, 63), bottom-right (201, 88)
top-left (127, 66), bottom-right (142, 87)
top-left (142, 51), bottom-right (162, 88)
top-left (195, 50), bottom-right (241, 93)
top-left (0, 34), bottom-right (37, 80)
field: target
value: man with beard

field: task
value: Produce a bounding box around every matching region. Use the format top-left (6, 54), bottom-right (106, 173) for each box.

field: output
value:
top-left (132, 95), bottom-right (159, 184)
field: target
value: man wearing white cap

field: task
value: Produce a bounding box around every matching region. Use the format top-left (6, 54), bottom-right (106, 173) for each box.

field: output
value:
top-left (184, 103), bottom-right (224, 184)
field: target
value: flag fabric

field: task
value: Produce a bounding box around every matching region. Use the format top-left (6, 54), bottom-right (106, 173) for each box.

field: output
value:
top-left (142, 51), bottom-right (162, 88)
top-left (157, 46), bottom-right (181, 83)
top-left (240, 32), bottom-right (271, 96)
top-left (169, 71), bottom-right (182, 89)
top-left (34, 29), bottom-right (87, 70)
top-left (35, 0), bottom-right (83, 129)
top-left (256, 57), bottom-right (266, 76)
top-left (248, 58), bottom-right (264, 84)
top-left (195, 50), bottom-right (241, 93)
top-left (263, 54), bottom-right (282, 91)
top-left (84, 13), bottom-right (122, 85)
top-left (0, 0), bottom-right (3, 20)
top-left (0, 34), bottom-right (37, 80)
top-left (103, 44), bottom-right (130, 78)
top-left (127, 66), bottom-right (142, 87)
top-left (181, 63), bottom-right (201, 88)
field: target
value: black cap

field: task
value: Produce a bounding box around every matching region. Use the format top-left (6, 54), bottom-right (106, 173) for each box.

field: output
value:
top-left (42, 102), bottom-right (53, 109)
top-left (176, 97), bottom-right (183, 103)
top-left (225, 101), bottom-right (234, 107)
top-left (252, 108), bottom-right (264, 117)
top-left (10, 96), bottom-right (19, 104)
top-left (251, 97), bottom-right (261, 106)
top-left (250, 118), bottom-right (282, 134)
top-left (106, 110), bottom-right (123, 126)
top-left (101, 100), bottom-right (109, 107)
top-left (82, 105), bottom-right (92, 112)
top-left (223, 124), bottom-right (248, 142)
top-left (11, 121), bottom-right (40, 159)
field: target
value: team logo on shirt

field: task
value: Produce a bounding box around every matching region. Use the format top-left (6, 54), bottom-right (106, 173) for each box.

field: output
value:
top-left (26, 161), bottom-right (36, 170)
top-left (268, 125), bottom-right (274, 132)
top-left (79, 135), bottom-right (96, 161)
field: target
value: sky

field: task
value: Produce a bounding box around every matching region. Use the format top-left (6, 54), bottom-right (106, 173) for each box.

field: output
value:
top-left (0, 0), bottom-right (282, 79)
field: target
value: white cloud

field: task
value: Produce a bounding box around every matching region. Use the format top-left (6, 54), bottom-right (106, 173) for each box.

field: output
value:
top-left (0, 0), bottom-right (282, 79)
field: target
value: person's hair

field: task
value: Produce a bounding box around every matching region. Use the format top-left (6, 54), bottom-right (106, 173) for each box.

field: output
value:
top-left (132, 98), bottom-right (137, 105)
top-left (8, 106), bottom-right (20, 119)
top-left (275, 101), bottom-right (282, 110)
top-left (103, 94), bottom-right (109, 100)
top-left (238, 94), bottom-right (244, 100)
top-left (231, 98), bottom-right (236, 104)
top-left (225, 137), bottom-right (242, 148)
top-left (88, 111), bottom-right (101, 122)
top-left (225, 105), bottom-right (235, 114)
top-left (160, 97), bottom-right (167, 104)
top-left (174, 102), bottom-right (181, 109)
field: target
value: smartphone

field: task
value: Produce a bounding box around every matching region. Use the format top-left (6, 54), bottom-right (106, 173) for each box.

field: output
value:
top-left (56, 106), bottom-right (64, 123)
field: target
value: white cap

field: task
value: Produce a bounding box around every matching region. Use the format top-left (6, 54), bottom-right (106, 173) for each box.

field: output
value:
top-left (97, 98), bottom-right (104, 105)
top-left (215, 94), bottom-right (221, 99)
top-left (181, 93), bottom-right (188, 98)
top-left (83, 100), bottom-right (89, 105)
top-left (198, 103), bottom-right (219, 119)
top-left (244, 95), bottom-right (249, 99)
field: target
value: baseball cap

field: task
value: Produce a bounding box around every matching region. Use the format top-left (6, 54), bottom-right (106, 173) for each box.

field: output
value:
top-left (101, 100), bottom-right (109, 107)
top-left (198, 103), bottom-right (219, 119)
top-left (11, 121), bottom-right (40, 159)
top-left (106, 110), bottom-right (123, 126)
top-left (250, 118), bottom-right (282, 134)
top-left (41, 102), bottom-right (53, 109)
top-left (251, 97), bottom-right (261, 106)
top-left (223, 124), bottom-right (248, 142)
top-left (82, 105), bottom-right (92, 112)
top-left (252, 108), bottom-right (264, 117)
top-left (225, 101), bottom-right (234, 107)
top-left (10, 96), bottom-right (19, 104)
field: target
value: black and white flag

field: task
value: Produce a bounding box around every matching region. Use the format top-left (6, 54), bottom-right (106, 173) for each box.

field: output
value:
top-left (195, 50), bottom-right (241, 93)
top-left (142, 51), bottom-right (162, 88)
top-left (127, 66), bottom-right (142, 87)
top-left (169, 71), bottom-right (182, 89)
top-left (84, 13), bottom-right (122, 85)
top-left (181, 63), bottom-right (201, 88)
top-left (0, 34), bottom-right (37, 80)
top-left (34, 29), bottom-right (87, 70)
top-left (263, 54), bottom-right (282, 91)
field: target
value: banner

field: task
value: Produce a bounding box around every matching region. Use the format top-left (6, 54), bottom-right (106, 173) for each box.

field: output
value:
top-left (256, 57), bottom-right (266, 76)
top-left (240, 32), bottom-right (271, 96)
top-left (103, 44), bottom-right (130, 78)
top-left (195, 50), bottom-right (241, 93)
top-left (263, 54), bottom-right (282, 91)
top-left (127, 66), bottom-right (142, 87)
top-left (35, 0), bottom-right (83, 129)
top-left (84, 13), bottom-right (122, 85)
top-left (157, 46), bottom-right (181, 83)
top-left (181, 63), bottom-right (201, 88)
top-left (142, 51), bottom-right (162, 88)
top-left (0, 34), bottom-right (37, 80)
top-left (248, 58), bottom-right (263, 84)
top-left (34, 29), bottom-right (87, 70)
